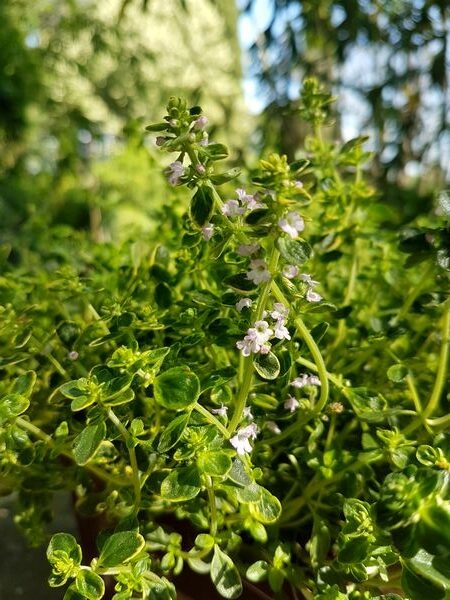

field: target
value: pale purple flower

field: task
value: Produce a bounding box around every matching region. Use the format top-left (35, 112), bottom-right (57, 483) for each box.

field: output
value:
top-left (201, 223), bottom-right (214, 241)
top-left (266, 421), bottom-right (281, 434)
top-left (230, 423), bottom-right (259, 455)
top-left (300, 273), bottom-right (319, 287)
top-left (193, 116), bottom-right (208, 130)
top-left (259, 343), bottom-right (271, 354)
top-left (270, 303), bottom-right (289, 322)
top-left (68, 351), bottom-right (79, 361)
top-left (243, 406), bottom-right (253, 420)
top-left (235, 189), bottom-right (266, 211)
top-left (155, 136), bottom-right (166, 146)
top-left (236, 336), bottom-right (260, 357)
top-left (306, 288), bottom-right (322, 303)
top-left (273, 321), bottom-right (291, 341)
top-left (278, 211), bottom-right (305, 239)
top-left (198, 134), bottom-right (209, 146)
top-left (291, 374), bottom-right (321, 388)
top-left (283, 265), bottom-right (299, 279)
top-left (236, 297), bottom-right (253, 312)
top-left (295, 180), bottom-right (304, 189)
top-left (166, 161), bottom-right (185, 185)
top-left (284, 396), bottom-right (300, 412)
top-left (236, 243), bottom-right (260, 257)
top-left (196, 164), bottom-right (206, 175)
top-left (211, 404), bottom-right (228, 417)
top-left (222, 199), bottom-right (245, 217)
top-left (247, 259), bottom-right (271, 284)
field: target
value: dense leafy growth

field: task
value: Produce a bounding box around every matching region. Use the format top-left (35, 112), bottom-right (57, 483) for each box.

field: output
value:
top-left (0, 81), bottom-right (449, 599)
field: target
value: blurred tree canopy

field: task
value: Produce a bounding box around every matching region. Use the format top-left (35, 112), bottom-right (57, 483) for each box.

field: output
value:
top-left (242, 0), bottom-right (450, 186)
top-left (0, 0), bottom-right (247, 237)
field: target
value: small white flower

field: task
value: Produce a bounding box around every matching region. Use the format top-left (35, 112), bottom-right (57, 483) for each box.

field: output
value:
top-left (307, 375), bottom-right (321, 386)
top-left (222, 199), bottom-right (245, 217)
top-left (236, 188), bottom-right (266, 211)
top-left (166, 161), bottom-right (185, 185)
top-left (68, 350), bottom-right (79, 361)
top-left (284, 396), bottom-right (300, 412)
top-left (198, 133), bottom-right (209, 146)
top-left (300, 273), bottom-right (319, 287)
top-left (236, 336), bottom-right (259, 357)
top-left (241, 422), bottom-right (259, 439)
top-left (236, 297), bottom-right (253, 312)
top-left (266, 421), bottom-right (281, 434)
top-left (196, 164), bottom-right (206, 175)
top-left (295, 180), bottom-right (303, 189)
top-left (243, 406), bottom-right (253, 420)
top-left (211, 404), bottom-right (228, 417)
top-left (270, 303), bottom-right (289, 322)
top-left (230, 434), bottom-right (253, 455)
top-left (291, 374), bottom-right (321, 388)
top-left (201, 223), bottom-right (214, 241)
top-left (247, 259), bottom-right (271, 284)
top-left (236, 243), bottom-right (260, 257)
top-left (283, 265), bottom-right (299, 279)
top-left (273, 321), bottom-right (291, 341)
top-left (251, 320), bottom-right (273, 344)
top-left (230, 422), bottom-right (259, 455)
top-left (259, 342), bottom-right (271, 354)
top-left (306, 288), bottom-right (322, 303)
top-left (278, 211), bottom-right (305, 239)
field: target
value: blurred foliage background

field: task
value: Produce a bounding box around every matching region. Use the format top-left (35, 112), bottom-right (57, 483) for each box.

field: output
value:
top-left (0, 0), bottom-right (449, 242)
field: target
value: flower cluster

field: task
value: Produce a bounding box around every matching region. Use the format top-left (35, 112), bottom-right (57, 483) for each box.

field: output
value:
top-left (222, 189), bottom-right (266, 217)
top-left (290, 373), bottom-right (321, 388)
top-left (278, 211), bottom-right (305, 239)
top-left (236, 302), bottom-right (291, 356)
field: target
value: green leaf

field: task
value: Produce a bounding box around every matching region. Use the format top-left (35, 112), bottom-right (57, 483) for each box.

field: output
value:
top-left (387, 364), bottom-right (408, 383)
top-left (223, 273), bottom-right (257, 292)
top-left (98, 531), bottom-right (145, 567)
top-left (63, 585), bottom-right (86, 600)
top-left (145, 122), bottom-right (169, 131)
top-left (160, 466), bottom-right (201, 501)
top-left (417, 504), bottom-right (450, 555)
top-left (253, 351), bottom-right (280, 380)
top-left (72, 422), bottom-right (106, 466)
top-left (237, 482), bottom-right (262, 503)
top-left (227, 458), bottom-right (252, 486)
top-left (211, 545), bottom-right (242, 599)
top-left (210, 168), bottom-right (241, 185)
top-left (246, 560), bottom-right (269, 582)
top-left (11, 371), bottom-right (36, 396)
top-left (75, 570), bottom-right (105, 600)
top-left (0, 393), bottom-right (30, 421)
top-left (47, 533), bottom-right (82, 564)
top-left (155, 282), bottom-right (172, 309)
top-left (157, 412), bottom-right (191, 452)
top-left (403, 550), bottom-right (450, 600)
top-left (190, 186), bottom-right (214, 226)
top-left (104, 387), bottom-right (135, 406)
top-left (197, 451), bottom-right (232, 477)
top-left (310, 515), bottom-right (331, 569)
top-left (249, 487), bottom-right (282, 524)
top-left (345, 388), bottom-right (387, 422)
top-left (277, 237), bottom-right (312, 265)
top-left (154, 367), bottom-right (200, 411)
top-left (201, 143), bottom-right (229, 161)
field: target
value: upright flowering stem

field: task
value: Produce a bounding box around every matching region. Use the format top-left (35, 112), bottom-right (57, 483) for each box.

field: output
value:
top-left (228, 245), bottom-right (280, 435)
top-left (271, 281), bottom-right (329, 413)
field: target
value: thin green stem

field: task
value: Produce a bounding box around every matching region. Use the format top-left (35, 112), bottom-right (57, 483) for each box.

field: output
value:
top-left (227, 247), bottom-right (280, 435)
top-left (271, 281), bottom-right (329, 412)
top-left (15, 417), bottom-right (128, 488)
top-left (205, 475), bottom-right (218, 537)
top-left (406, 373), bottom-right (422, 414)
top-left (404, 300), bottom-right (450, 435)
top-left (193, 403), bottom-right (229, 438)
top-left (106, 408), bottom-right (141, 515)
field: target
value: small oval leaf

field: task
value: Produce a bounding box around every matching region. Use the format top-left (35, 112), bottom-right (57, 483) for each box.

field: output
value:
top-left (154, 367), bottom-right (200, 411)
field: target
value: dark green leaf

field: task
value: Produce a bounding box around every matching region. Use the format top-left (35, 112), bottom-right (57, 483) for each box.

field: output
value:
top-left (277, 237), bottom-right (312, 265)
top-left (211, 545), bottom-right (242, 599)
top-left (154, 367), bottom-right (200, 410)
top-left (157, 412), bottom-right (191, 453)
top-left (190, 186), bottom-right (214, 226)
top-left (72, 422), bottom-right (106, 466)
top-left (98, 531), bottom-right (145, 567)
top-left (75, 570), bottom-right (105, 600)
top-left (160, 466), bottom-right (201, 501)
top-left (253, 351), bottom-right (280, 380)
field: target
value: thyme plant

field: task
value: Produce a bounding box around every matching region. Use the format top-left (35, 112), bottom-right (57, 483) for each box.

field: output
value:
top-left (0, 79), bottom-right (449, 600)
